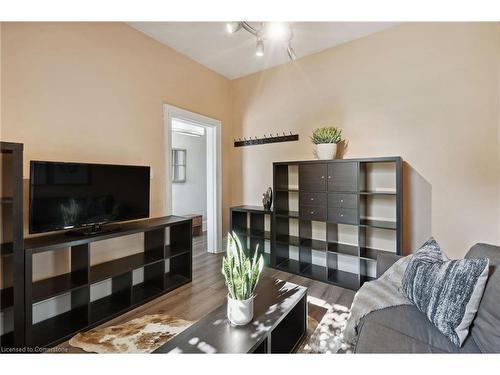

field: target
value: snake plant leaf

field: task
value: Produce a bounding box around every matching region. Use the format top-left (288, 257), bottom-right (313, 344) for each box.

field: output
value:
top-left (227, 233), bottom-right (238, 258)
top-left (222, 256), bottom-right (235, 298)
top-left (249, 254), bottom-right (264, 294)
top-left (251, 243), bottom-right (259, 270)
top-left (232, 231), bottom-right (245, 269)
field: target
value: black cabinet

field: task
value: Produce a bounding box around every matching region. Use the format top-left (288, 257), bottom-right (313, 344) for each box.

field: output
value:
top-left (299, 192), bottom-right (327, 206)
top-left (328, 193), bottom-right (358, 209)
top-left (299, 163), bottom-right (327, 191)
top-left (327, 162), bottom-right (358, 192)
top-left (327, 192), bottom-right (358, 225)
top-left (22, 216), bottom-right (192, 349)
top-left (299, 205), bottom-right (327, 221)
top-left (272, 157), bottom-right (402, 290)
top-left (299, 192), bottom-right (327, 221)
top-left (327, 207), bottom-right (358, 225)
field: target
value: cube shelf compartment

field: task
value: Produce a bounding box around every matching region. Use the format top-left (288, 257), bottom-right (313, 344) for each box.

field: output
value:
top-left (0, 287), bottom-right (14, 312)
top-left (230, 206), bottom-right (273, 266)
top-left (32, 271), bottom-right (88, 303)
top-left (32, 305), bottom-right (89, 348)
top-left (23, 216), bottom-right (192, 349)
top-left (270, 157), bottom-right (402, 290)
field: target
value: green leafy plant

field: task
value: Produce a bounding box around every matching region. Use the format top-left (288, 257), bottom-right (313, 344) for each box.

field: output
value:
top-left (222, 232), bottom-right (264, 300)
top-left (310, 127), bottom-right (342, 144)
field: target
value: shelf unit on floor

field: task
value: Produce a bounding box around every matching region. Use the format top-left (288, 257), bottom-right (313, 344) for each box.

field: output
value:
top-left (24, 216), bottom-right (192, 349)
top-left (271, 157), bottom-right (402, 290)
top-left (0, 141), bottom-right (25, 350)
top-left (230, 206), bottom-right (272, 266)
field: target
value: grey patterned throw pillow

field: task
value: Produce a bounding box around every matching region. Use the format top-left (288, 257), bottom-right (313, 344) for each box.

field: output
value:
top-left (401, 238), bottom-right (489, 347)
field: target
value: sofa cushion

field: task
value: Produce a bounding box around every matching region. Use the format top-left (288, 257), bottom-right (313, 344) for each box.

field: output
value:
top-left (466, 243), bottom-right (500, 353)
top-left (401, 238), bottom-right (489, 347)
top-left (355, 305), bottom-right (481, 353)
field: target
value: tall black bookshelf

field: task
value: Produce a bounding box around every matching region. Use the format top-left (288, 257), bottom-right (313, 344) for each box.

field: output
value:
top-left (0, 141), bottom-right (25, 350)
top-left (271, 157), bottom-right (402, 290)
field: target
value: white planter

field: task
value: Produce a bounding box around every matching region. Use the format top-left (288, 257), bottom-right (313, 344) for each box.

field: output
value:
top-left (315, 143), bottom-right (338, 160)
top-left (227, 295), bottom-right (254, 325)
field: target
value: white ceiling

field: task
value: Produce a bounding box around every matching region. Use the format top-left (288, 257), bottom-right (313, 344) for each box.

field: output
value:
top-left (128, 22), bottom-right (398, 80)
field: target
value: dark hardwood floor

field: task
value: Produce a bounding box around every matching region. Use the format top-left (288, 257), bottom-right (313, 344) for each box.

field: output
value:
top-left (56, 232), bottom-right (355, 353)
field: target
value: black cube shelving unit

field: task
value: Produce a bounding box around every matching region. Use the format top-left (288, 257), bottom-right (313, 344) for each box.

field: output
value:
top-left (230, 206), bottom-right (273, 266)
top-left (0, 141), bottom-right (25, 350)
top-left (23, 216), bottom-right (192, 349)
top-left (271, 157), bottom-right (402, 290)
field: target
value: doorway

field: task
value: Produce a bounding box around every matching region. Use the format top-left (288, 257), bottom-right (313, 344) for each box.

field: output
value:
top-left (164, 104), bottom-right (222, 253)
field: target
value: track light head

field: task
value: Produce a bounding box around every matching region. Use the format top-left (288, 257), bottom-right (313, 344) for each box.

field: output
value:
top-left (226, 22), bottom-right (242, 34)
top-left (287, 43), bottom-right (296, 61)
top-left (256, 39), bottom-right (264, 57)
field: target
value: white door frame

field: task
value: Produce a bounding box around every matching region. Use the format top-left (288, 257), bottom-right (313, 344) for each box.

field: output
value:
top-left (164, 104), bottom-right (222, 253)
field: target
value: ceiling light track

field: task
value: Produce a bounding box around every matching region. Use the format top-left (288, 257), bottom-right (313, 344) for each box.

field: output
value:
top-left (226, 22), bottom-right (296, 61)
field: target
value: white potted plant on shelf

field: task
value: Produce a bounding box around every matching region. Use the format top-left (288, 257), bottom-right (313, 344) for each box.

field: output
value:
top-left (311, 126), bottom-right (342, 160)
top-left (222, 232), bottom-right (264, 326)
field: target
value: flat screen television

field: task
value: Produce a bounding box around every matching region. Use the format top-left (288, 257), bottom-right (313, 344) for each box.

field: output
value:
top-left (29, 161), bottom-right (150, 234)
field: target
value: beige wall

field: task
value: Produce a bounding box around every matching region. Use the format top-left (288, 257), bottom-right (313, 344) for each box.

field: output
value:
top-left (1, 22), bottom-right (232, 280)
top-left (2, 21), bottom-right (500, 275)
top-left (231, 23), bottom-right (500, 258)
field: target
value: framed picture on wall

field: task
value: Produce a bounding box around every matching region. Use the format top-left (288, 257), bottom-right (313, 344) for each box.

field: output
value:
top-left (172, 148), bottom-right (187, 183)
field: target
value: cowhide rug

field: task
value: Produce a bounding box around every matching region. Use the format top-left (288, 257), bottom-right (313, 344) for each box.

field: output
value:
top-left (69, 314), bottom-right (193, 353)
top-left (298, 300), bottom-right (353, 354)
top-left (69, 304), bottom-right (351, 354)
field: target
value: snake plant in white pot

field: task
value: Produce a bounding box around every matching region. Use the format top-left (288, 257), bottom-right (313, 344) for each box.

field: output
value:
top-left (311, 126), bottom-right (342, 160)
top-left (222, 232), bottom-right (264, 325)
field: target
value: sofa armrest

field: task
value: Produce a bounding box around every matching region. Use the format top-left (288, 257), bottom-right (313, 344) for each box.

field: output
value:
top-left (377, 253), bottom-right (402, 278)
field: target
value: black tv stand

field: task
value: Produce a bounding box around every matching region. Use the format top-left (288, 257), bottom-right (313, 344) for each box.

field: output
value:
top-left (22, 216), bottom-right (193, 349)
top-left (66, 223), bottom-right (122, 236)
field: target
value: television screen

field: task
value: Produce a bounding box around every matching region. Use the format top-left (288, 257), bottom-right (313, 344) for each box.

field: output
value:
top-left (29, 161), bottom-right (150, 233)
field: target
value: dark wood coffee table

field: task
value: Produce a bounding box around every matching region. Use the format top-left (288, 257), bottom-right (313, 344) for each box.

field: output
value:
top-left (154, 277), bottom-right (308, 354)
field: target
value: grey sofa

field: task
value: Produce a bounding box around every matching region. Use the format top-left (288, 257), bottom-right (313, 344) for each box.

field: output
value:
top-left (354, 243), bottom-right (500, 353)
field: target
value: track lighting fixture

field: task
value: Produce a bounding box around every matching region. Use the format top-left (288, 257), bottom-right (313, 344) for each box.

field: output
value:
top-left (226, 22), bottom-right (296, 61)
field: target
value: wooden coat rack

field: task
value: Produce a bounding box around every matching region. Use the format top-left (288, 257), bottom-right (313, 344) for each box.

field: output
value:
top-left (234, 132), bottom-right (299, 147)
